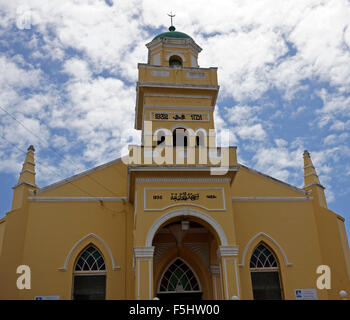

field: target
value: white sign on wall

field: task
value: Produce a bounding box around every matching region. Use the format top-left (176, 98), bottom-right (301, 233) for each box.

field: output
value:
top-left (295, 289), bottom-right (318, 300)
top-left (34, 296), bottom-right (60, 300)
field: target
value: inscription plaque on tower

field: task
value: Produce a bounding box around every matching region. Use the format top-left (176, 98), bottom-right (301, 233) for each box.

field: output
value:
top-left (151, 112), bottom-right (210, 122)
top-left (144, 188), bottom-right (225, 211)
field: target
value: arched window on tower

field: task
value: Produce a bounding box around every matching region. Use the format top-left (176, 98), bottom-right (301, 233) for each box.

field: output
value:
top-left (195, 129), bottom-right (207, 147)
top-left (73, 245), bottom-right (106, 300)
top-left (250, 243), bottom-right (283, 300)
top-left (156, 130), bottom-right (167, 146)
top-left (173, 128), bottom-right (188, 147)
top-left (169, 55), bottom-right (183, 68)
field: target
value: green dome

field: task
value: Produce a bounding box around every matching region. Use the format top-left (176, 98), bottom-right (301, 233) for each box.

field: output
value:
top-left (153, 26), bottom-right (192, 41)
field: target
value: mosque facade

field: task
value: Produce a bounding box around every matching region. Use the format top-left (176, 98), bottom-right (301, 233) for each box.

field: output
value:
top-left (0, 25), bottom-right (349, 300)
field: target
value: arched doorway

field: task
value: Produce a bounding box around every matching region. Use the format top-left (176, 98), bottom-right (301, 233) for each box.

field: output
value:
top-left (157, 258), bottom-right (202, 300)
top-left (152, 218), bottom-right (220, 300)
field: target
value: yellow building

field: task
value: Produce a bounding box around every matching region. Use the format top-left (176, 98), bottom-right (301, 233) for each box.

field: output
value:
top-left (0, 25), bottom-right (350, 300)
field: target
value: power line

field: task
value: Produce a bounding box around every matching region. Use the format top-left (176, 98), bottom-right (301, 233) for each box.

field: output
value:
top-left (0, 105), bottom-right (126, 197)
top-left (0, 134), bottom-right (126, 215)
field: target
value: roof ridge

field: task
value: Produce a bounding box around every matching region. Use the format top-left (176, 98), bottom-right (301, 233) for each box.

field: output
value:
top-left (238, 163), bottom-right (310, 195)
top-left (30, 157), bottom-right (123, 195)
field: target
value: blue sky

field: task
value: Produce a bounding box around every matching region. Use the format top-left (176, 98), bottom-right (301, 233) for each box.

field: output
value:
top-left (0, 0), bottom-right (350, 235)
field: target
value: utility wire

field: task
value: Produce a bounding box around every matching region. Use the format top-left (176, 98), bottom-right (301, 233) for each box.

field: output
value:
top-left (0, 105), bottom-right (126, 198)
top-left (0, 134), bottom-right (126, 215)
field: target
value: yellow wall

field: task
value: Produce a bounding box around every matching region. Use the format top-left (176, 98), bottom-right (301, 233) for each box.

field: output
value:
top-left (1, 32), bottom-right (349, 301)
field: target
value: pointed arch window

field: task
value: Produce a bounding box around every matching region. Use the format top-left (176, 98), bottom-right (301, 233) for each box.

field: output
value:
top-left (73, 245), bottom-right (106, 300)
top-left (250, 243), bottom-right (283, 300)
top-left (159, 259), bottom-right (200, 293)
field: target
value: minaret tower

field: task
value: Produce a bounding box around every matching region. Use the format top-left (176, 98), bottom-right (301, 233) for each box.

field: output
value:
top-left (134, 20), bottom-right (220, 147)
top-left (303, 150), bottom-right (327, 208)
top-left (11, 145), bottom-right (37, 210)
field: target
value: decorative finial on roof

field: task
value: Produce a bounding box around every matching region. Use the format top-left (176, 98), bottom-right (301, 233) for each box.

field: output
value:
top-left (167, 11), bottom-right (176, 31)
top-left (303, 150), bottom-right (310, 157)
top-left (302, 148), bottom-right (327, 207)
top-left (27, 145), bottom-right (35, 152)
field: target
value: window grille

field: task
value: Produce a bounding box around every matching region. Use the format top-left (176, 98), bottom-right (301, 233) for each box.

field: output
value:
top-left (250, 243), bottom-right (278, 271)
top-left (74, 246), bottom-right (106, 272)
top-left (159, 259), bottom-right (200, 292)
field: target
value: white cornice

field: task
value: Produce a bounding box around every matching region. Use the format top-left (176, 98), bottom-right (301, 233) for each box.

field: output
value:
top-left (304, 172), bottom-right (318, 177)
top-left (129, 166), bottom-right (239, 172)
top-left (28, 197), bottom-right (127, 202)
top-left (137, 81), bottom-right (220, 91)
top-left (24, 161), bottom-right (35, 166)
top-left (144, 105), bottom-right (212, 110)
top-left (145, 37), bottom-right (202, 52)
top-left (217, 245), bottom-right (239, 257)
top-left (144, 93), bottom-right (211, 99)
top-left (20, 169), bottom-right (36, 175)
top-left (134, 246), bottom-right (155, 258)
top-left (138, 63), bottom-right (216, 72)
top-left (231, 196), bottom-right (313, 202)
top-left (303, 182), bottom-right (325, 189)
top-left (210, 265), bottom-right (220, 275)
top-left (12, 181), bottom-right (37, 189)
top-left (136, 177), bottom-right (230, 183)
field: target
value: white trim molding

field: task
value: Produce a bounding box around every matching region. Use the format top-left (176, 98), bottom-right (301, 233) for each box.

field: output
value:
top-left (59, 233), bottom-right (120, 271)
top-left (28, 196), bottom-right (127, 202)
top-left (217, 245), bottom-right (239, 258)
top-left (303, 182), bottom-right (325, 189)
top-left (231, 196), bottom-right (313, 202)
top-left (129, 166), bottom-right (239, 172)
top-left (145, 208), bottom-right (228, 247)
top-left (136, 258), bottom-right (153, 300)
top-left (136, 178), bottom-right (231, 183)
top-left (134, 246), bottom-right (155, 258)
top-left (210, 264), bottom-right (221, 275)
top-left (304, 172), bottom-right (318, 178)
top-left (222, 257), bottom-right (240, 300)
top-left (239, 232), bottom-right (292, 267)
top-left (144, 94), bottom-right (211, 100)
top-left (12, 181), bottom-right (37, 189)
top-left (20, 169), bottom-right (36, 175)
top-left (165, 52), bottom-right (186, 62)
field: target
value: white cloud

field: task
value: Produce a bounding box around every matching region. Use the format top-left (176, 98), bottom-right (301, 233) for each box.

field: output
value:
top-left (330, 120), bottom-right (350, 131)
top-left (0, 0), bottom-right (350, 211)
top-left (63, 58), bottom-right (91, 80)
top-left (275, 138), bottom-right (288, 148)
top-left (252, 144), bottom-right (304, 182)
top-left (324, 133), bottom-right (349, 145)
top-left (224, 105), bottom-right (260, 125)
top-left (236, 124), bottom-right (266, 141)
